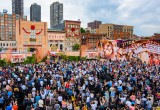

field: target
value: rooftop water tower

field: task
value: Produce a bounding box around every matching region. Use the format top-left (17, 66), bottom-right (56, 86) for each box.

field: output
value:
top-left (3, 9), bottom-right (8, 14)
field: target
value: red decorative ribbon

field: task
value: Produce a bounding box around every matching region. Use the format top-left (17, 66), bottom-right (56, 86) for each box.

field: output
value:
top-left (36, 29), bottom-right (43, 35)
top-left (22, 28), bottom-right (31, 34)
top-left (22, 27), bottom-right (43, 35)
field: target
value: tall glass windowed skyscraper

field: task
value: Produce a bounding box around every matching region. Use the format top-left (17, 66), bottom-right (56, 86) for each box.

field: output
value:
top-left (12, 0), bottom-right (24, 16)
top-left (50, 2), bottom-right (63, 28)
top-left (30, 3), bottom-right (41, 22)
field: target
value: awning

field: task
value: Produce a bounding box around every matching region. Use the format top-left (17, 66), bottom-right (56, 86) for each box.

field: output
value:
top-left (12, 55), bottom-right (23, 58)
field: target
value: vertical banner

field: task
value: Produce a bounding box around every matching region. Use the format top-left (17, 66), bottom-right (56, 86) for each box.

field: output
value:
top-left (99, 40), bottom-right (117, 60)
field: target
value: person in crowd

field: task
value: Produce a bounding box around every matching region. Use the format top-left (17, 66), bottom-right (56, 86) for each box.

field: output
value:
top-left (0, 94), bottom-right (5, 109)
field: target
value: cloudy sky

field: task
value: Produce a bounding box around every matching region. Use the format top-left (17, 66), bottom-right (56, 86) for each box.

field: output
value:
top-left (0, 0), bottom-right (160, 36)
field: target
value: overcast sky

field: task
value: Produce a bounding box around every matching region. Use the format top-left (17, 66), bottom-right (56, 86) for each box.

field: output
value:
top-left (0, 0), bottom-right (160, 36)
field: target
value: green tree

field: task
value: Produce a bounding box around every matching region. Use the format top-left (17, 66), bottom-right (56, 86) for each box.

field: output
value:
top-left (0, 59), bottom-right (7, 67)
top-left (0, 59), bottom-right (15, 67)
top-left (80, 28), bottom-right (86, 33)
top-left (0, 48), bottom-right (2, 52)
top-left (80, 57), bottom-right (86, 61)
top-left (72, 44), bottom-right (80, 51)
top-left (68, 56), bottom-right (80, 61)
top-left (23, 55), bottom-right (36, 64)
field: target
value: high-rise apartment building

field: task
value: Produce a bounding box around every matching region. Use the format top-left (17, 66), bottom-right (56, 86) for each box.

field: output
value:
top-left (30, 3), bottom-right (41, 22)
top-left (0, 10), bottom-right (27, 51)
top-left (50, 2), bottom-right (63, 28)
top-left (96, 24), bottom-right (133, 39)
top-left (12, 0), bottom-right (24, 16)
top-left (0, 10), bottom-right (27, 41)
top-left (88, 20), bottom-right (102, 29)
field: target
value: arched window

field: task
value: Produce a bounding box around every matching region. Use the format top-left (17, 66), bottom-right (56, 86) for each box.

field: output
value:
top-left (60, 44), bottom-right (63, 50)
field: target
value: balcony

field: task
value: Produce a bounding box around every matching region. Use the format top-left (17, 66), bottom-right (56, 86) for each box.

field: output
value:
top-left (29, 38), bottom-right (36, 41)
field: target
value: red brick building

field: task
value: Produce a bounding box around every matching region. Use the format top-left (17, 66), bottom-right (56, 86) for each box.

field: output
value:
top-left (50, 20), bottom-right (81, 51)
top-left (65, 20), bottom-right (81, 51)
top-left (80, 33), bottom-right (106, 57)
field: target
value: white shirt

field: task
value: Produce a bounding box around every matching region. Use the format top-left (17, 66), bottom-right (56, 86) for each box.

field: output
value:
top-left (14, 75), bottom-right (18, 78)
top-left (38, 99), bottom-right (44, 107)
top-left (90, 93), bottom-right (94, 99)
top-left (136, 99), bottom-right (141, 104)
top-left (75, 75), bottom-right (78, 79)
top-left (50, 80), bottom-right (53, 85)
top-left (40, 81), bottom-right (44, 86)
top-left (91, 104), bottom-right (97, 110)
top-left (82, 71), bottom-right (86, 75)
top-left (120, 97), bottom-right (126, 103)
top-left (118, 80), bottom-right (122, 85)
top-left (32, 91), bottom-right (36, 97)
top-left (41, 94), bottom-right (46, 99)
top-left (86, 96), bottom-right (90, 103)
top-left (8, 80), bottom-right (11, 84)
top-left (3, 81), bottom-right (6, 85)
top-left (114, 82), bottom-right (118, 86)
top-left (126, 101), bottom-right (131, 107)
top-left (32, 87), bottom-right (36, 91)
top-left (49, 92), bottom-right (54, 98)
top-left (18, 78), bottom-right (21, 81)
top-left (82, 85), bottom-right (86, 90)
top-left (31, 98), bottom-right (34, 102)
top-left (32, 82), bottom-right (35, 86)
top-left (21, 85), bottom-right (26, 90)
top-left (89, 76), bottom-right (94, 81)
top-left (142, 98), bottom-right (147, 102)
top-left (94, 100), bottom-right (98, 106)
top-left (85, 81), bottom-right (88, 86)
top-left (25, 77), bottom-right (29, 80)
top-left (138, 69), bottom-right (141, 73)
top-left (68, 103), bottom-right (73, 109)
top-left (58, 96), bottom-right (63, 102)
top-left (44, 89), bottom-right (48, 95)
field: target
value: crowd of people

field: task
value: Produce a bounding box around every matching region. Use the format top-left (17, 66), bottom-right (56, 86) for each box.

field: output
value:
top-left (0, 58), bottom-right (160, 110)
